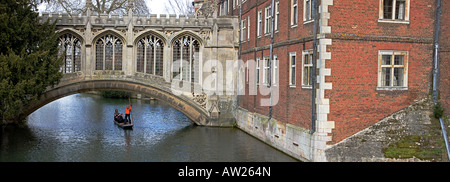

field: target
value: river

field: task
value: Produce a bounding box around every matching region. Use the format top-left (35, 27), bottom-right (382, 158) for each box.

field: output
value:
top-left (0, 93), bottom-right (298, 162)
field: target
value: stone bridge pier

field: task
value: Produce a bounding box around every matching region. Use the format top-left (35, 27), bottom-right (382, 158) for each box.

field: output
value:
top-left (29, 6), bottom-right (240, 126)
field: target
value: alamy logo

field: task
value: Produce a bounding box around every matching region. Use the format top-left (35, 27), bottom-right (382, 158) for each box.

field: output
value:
top-left (170, 58), bottom-right (279, 107)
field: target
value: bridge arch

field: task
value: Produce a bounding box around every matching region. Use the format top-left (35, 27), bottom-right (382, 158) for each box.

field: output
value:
top-left (25, 79), bottom-right (210, 126)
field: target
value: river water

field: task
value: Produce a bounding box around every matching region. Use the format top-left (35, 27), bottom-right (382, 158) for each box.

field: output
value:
top-left (0, 93), bottom-right (298, 162)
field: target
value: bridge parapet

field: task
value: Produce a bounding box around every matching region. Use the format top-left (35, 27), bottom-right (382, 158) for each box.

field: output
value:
top-left (39, 13), bottom-right (233, 31)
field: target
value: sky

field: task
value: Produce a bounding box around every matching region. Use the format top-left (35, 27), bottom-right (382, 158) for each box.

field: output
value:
top-left (37, 0), bottom-right (184, 15)
top-left (146, 0), bottom-right (167, 15)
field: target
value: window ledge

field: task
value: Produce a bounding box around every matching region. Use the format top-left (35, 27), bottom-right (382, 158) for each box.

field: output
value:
top-left (302, 85), bottom-right (312, 89)
top-left (378, 19), bottom-right (410, 24)
top-left (303, 20), bottom-right (314, 25)
top-left (376, 86), bottom-right (408, 91)
top-left (291, 24), bottom-right (298, 28)
top-left (289, 85), bottom-right (296, 88)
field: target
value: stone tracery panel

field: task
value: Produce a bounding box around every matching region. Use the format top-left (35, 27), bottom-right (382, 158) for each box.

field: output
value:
top-left (58, 33), bottom-right (82, 73)
top-left (172, 34), bottom-right (200, 83)
top-left (136, 34), bottom-right (164, 76)
top-left (95, 34), bottom-right (123, 71)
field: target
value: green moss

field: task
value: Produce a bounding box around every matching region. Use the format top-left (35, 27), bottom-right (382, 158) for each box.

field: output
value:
top-left (433, 102), bottom-right (444, 119)
top-left (383, 135), bottom-right (443, 161)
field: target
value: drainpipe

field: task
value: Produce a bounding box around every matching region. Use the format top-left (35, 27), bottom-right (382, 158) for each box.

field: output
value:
top-left (433, 0), bottom-right (450, 160)
top-left (237, 0), bottom-right (242, 108)
top-left (310, 0), bottom-right (319, 134)
top-left (268, 0), bottom-right (275, 119)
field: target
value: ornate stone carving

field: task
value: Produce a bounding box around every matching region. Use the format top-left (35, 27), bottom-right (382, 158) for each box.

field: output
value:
top-left (199, 30), bottom-right (211, 41)
top-left (192, 92), bottom-right (207, 109)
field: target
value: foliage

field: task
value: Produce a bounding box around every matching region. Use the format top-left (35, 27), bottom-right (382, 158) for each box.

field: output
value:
top-left (163, 0), bottom-right (195, 15)
top-left (433, 101), bottom-right (444, 119)
top-left (0, 0), bottom-right (63, 124)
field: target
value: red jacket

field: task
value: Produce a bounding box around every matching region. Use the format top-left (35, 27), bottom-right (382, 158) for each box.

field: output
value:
top-left (125, 105), bottom-right (132, 114)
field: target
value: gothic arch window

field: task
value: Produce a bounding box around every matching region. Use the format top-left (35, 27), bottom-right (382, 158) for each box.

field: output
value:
top-left (136, 34), bottom-right (164, 76)
top-left (95, 34), bottom-right (123, 70)
top-left (58, 33), bottom-right (82, 73)
top-left (172, 35), bottom-right (200, 83)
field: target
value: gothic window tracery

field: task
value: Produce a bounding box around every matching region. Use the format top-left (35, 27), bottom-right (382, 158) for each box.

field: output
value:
top-left (136, 34), bottom-right (164, 76)
top-left (172, 35), bottom-right (200, 83)
top-left (58, 33), bottom-right (82, 73)
top-left (95, 34), bottom-right (123, 71)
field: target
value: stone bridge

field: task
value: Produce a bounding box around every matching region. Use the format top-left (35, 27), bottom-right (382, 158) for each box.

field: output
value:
top-left (27, 8), bottom-right (239, 126)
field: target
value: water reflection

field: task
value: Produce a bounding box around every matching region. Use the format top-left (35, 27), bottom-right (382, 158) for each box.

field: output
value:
top-left (0, 93), bottom-right (298, 162)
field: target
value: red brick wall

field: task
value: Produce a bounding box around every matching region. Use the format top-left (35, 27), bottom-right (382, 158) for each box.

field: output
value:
top-left (238, 0), bottom-right (315, 129)
top-left (326, 40), bottom-right (433, 143)
top-left (329, 0), bottom-right (436, 38)
top-left (439, 0), bottom-right (449, 116)
top-left (233, 0), bottom-right (437, 144)
top-left (327, 0), bottom-right (435, 143)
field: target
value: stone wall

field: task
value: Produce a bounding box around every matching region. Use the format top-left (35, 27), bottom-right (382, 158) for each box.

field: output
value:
top-left (325, 97), bottom-right (449, 162)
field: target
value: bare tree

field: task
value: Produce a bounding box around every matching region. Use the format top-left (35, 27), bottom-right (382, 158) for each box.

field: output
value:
top-left (195, 0), bottom-right (217, 18)
top-left (161, 0), bottom-right (195, 15)
top-left (43, 0), bottom-right (150, 16)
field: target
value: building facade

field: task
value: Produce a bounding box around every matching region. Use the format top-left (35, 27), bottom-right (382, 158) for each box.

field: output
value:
top-left (207, 0), bottom-right (446, 161)
top-left (37, 0), bottom-right (241, 127)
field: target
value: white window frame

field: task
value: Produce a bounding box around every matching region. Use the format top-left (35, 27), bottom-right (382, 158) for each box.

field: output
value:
top-left (246, 61), bottom-right (249, 84)
top-left (302, 50), bottom-right (314, 88)
top-left (257, 10), bottom-right (262, 37)
top-left (264, 6), bottom-right (272, 35)
top-left (256, 57), bottom-right (261, 85)
top-left (377, 50), bottom-right (408, 90)
top-left (289, 52), bottom-right (296, 86)
top-left (379, 0), bottom-right (410, 24)
top-left (263, 56), bottom-right (270, 85)
top-left (248, 16), bottom-right (250, 40)
top-left (291, 0), bottom-right (298, 27)
top-left (275, 1), bottom-right (279, 32)
top-left (273, 55), bottom-right (278, 86)
top-left (303, 0), bottom-right (313, 24)
top-left (241, 18), bottom-right (246, 42)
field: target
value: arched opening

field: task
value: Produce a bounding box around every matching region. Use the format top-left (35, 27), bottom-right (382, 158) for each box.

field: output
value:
top-left (25, 80), bottom-right (209, 126)
top-left (58, 33), bottom-right (82, 73)
top-left (95, 34), bottom-right (123, 71)
top-left (172, 34), bottom-right (201, 83)
top-left (136, 34), bottom-right (164, 76)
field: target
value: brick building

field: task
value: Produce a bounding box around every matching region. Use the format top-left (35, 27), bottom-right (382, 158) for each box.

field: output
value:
top-left (439, 0), bottom-right (449, 116)
top-left (196, 0), bottom-right (447, 161)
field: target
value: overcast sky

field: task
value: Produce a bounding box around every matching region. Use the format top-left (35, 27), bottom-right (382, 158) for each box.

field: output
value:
top-left (146, 0), bottom-right (167, 15)
top-left (37, 0), bottom-right (185, 15)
